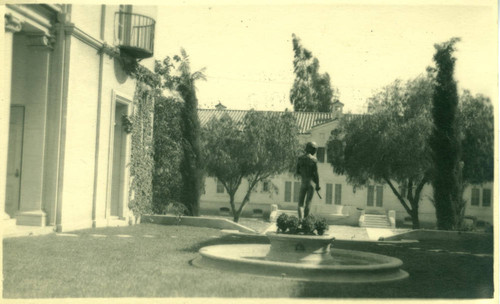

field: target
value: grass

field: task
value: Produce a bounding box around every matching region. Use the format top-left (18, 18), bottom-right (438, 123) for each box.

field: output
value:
top-left (3, 223), bottom-right (494, 298)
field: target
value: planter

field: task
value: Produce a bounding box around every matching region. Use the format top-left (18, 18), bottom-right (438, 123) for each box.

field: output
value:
top-left (265, 232), bottom-right (335, 264)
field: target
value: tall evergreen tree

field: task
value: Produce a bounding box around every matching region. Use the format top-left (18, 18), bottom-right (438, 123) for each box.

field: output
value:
top-left (290, 34), bottom-right (339, 112)
top-left (162, 49), bottom-right (206, 216)
top-left (429, 38), bottom-right (462, 230)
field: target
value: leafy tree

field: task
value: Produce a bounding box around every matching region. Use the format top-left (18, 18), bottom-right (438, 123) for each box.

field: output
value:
top-left (458, 90), bottom-right (494, 185)
top-left (159, 50), bottom-right (206, 216)
top-left (454, 90), bottom-right (494, 225)
top-left (203, 111), bottom-right (300, 222)
top-left (290, 34), bottom-right (339, 112)
top-left (429, 38), bottom-right (462, 230)
top-left (327, 76), bottom-right (433, 229)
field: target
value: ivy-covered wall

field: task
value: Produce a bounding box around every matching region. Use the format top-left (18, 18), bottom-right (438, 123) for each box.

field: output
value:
top-left (152, 96), bottom-right (183, 214)
top-left (127, 66), bottom-right (160, 218)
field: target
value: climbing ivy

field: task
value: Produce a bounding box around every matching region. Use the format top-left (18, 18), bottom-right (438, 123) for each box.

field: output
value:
top-left (127, 64), bottom-right (160, 219)
top-left (152, 96), bottom-right (183, 214)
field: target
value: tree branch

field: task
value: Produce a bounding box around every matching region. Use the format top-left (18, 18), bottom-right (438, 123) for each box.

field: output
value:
top-left (236, 176), bottom-right (261, 215)
top-left (413, 175), bottom-right (429, 207)
top-left (384, 177), bottom-right (413, 216)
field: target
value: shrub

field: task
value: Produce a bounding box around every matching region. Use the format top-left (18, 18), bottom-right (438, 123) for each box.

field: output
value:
top-left (315, 217), bottom-right (329, 235)
top-left (276, 213), bottom-right (329, 235)
top-left (301, 215), bottom-right (316, 234)
top-left (286, 216), bottom-right (300, 233)
top-left (276, 213), bottom-right (289, 232)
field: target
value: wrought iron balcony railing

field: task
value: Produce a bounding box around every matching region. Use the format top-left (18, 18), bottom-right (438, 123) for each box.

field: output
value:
top-left (115, 12), bottom-right (155, 59)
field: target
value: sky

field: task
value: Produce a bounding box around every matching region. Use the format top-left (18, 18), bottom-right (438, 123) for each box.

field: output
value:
top-left (154, 1), bottom-right (497, 113)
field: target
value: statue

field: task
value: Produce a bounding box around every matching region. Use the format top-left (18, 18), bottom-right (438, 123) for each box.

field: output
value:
top-left (296, 141), bottom-right (321, 220)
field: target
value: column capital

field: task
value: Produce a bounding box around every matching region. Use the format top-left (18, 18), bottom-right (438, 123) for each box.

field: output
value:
top-left (4, 13), bottom-right (22, 33)
top-left (27, 33), bottom-right (55, 50)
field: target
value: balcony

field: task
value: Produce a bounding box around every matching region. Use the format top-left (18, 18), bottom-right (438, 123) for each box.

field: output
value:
top-left (114, 12), bottom-right (155, 59)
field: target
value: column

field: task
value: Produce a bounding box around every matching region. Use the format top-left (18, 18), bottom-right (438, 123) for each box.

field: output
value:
top-left (15, 33), bottom-right (52, 226)
top-left (2, 13), bottom-right (22, 223)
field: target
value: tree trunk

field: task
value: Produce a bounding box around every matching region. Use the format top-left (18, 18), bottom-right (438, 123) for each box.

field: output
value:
top-left (233, 181), bottom-right (257, 223)
top-left (228, 193), bottom-right (236, 220)
top-left (411, 206), bottom-right (420, 229)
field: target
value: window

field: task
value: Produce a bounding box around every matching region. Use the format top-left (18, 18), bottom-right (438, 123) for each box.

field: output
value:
top-left (471, 188), bottom-right (480, 206)
top-left (482, 189), bottom-right (491, 207)
top-left (367, 186), bottom-right (374, 206)
top-left (334, 184), bottom-right (342, 205)
top-left (367, 185), bottom-right (383, 207)
top-left (262, 181), bottom-right (270, 192)
top-left (293, 181), bottom-right (301, 203)
top-left (325, 183), bottom-right (333, 205)
top-left (216, 180), bottom-right (224, 193)
top-left (284, 181), bottom-right (292, 202)
top-left (376, 186), bottom-right (383, 207)
top-left (285, 181), bottom-right (303, 203)
top-left (317, 147), bottom-right (325, 163)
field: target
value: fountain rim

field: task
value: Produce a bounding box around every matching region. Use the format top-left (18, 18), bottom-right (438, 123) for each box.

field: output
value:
top-left (199, 244), bottom-right (404, 271)
top-left (265, 231), bottom-right (335, 240)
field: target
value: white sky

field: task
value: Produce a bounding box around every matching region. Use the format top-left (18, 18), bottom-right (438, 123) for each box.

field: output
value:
top-left (154, 1), bottom-right (497, 113)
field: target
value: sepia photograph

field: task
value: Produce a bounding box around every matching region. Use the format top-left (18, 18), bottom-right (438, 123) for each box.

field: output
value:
top-left (1, 0), bottom-right (497, 303)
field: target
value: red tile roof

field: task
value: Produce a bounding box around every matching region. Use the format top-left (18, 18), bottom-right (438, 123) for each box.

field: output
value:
top-left (198, 109), bottom-right (340, 134)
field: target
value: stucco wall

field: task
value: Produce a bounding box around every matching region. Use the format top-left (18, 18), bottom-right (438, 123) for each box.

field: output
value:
top-left (59, 38), bottom-right (100, 229)
top-left (93, 56), bottom-right (136, 223)
top-left (71, 5), bottom-right (102, 39)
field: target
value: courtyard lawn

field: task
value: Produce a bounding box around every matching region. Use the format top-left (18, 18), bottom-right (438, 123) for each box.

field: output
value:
top-left (3, 223), bottom-right (493, 298)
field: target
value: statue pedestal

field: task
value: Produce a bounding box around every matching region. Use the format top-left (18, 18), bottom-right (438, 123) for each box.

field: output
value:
top-left (265, 232), bottom-right (335, 264)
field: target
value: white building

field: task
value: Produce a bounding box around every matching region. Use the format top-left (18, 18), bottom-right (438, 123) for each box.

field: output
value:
top-left (198, 107), bottom-right (493, 228)
top-left (2, 4), bottom-right (157, 232)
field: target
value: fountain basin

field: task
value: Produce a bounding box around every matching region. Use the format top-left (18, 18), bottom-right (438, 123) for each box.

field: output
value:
top-left (265, 232), bottom-right (335, 264)
top-left (193, 233), bottom-right (409, 283)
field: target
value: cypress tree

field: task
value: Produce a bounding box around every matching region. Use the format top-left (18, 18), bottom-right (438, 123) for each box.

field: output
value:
top-left (429, 38), bottom-right (462, 230)
top-left (173, 50), bottom-right (206, 216)
top-left (290, 34), bottom-right (339, 112)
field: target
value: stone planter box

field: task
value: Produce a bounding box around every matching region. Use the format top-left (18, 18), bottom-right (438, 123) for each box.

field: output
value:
top-left (265, 232), bottom-right (335, 264)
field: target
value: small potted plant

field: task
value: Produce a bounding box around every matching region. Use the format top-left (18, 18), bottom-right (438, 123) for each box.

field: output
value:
top-left (301, 215), bottom-right (317, 235)
top-left (286, 215), bottom-right (300, 234)
top-left (275, 213), bottom-right (329, 236)
top-left (276, 213), bottom-right (289, 233)
top-left (315, 217), bottom-right (329, 236)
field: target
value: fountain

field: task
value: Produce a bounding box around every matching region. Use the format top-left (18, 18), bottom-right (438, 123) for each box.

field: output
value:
top-left (192, 231), bottom-right (409, 283)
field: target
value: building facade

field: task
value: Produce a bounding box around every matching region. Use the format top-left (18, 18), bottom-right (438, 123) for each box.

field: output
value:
top-left (2, 4), bottom-right (157, 232)
top-left (198, 108), bottom-right (493, 227)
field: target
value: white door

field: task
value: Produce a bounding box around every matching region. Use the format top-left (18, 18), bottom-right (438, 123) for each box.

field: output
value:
top-left (5, 106), bottom-right (24, 217)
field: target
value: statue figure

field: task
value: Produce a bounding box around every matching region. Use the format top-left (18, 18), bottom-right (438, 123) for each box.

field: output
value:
top-left (296, 141), bottom-right (321, 220)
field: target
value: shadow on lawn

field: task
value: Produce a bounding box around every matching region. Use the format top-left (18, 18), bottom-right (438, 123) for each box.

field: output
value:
top-left (296, 238), bottom-right (494, 298)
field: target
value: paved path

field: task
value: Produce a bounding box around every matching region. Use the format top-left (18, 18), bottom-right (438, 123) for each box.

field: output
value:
top-left (262, 223), bottom-right (409, 241)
